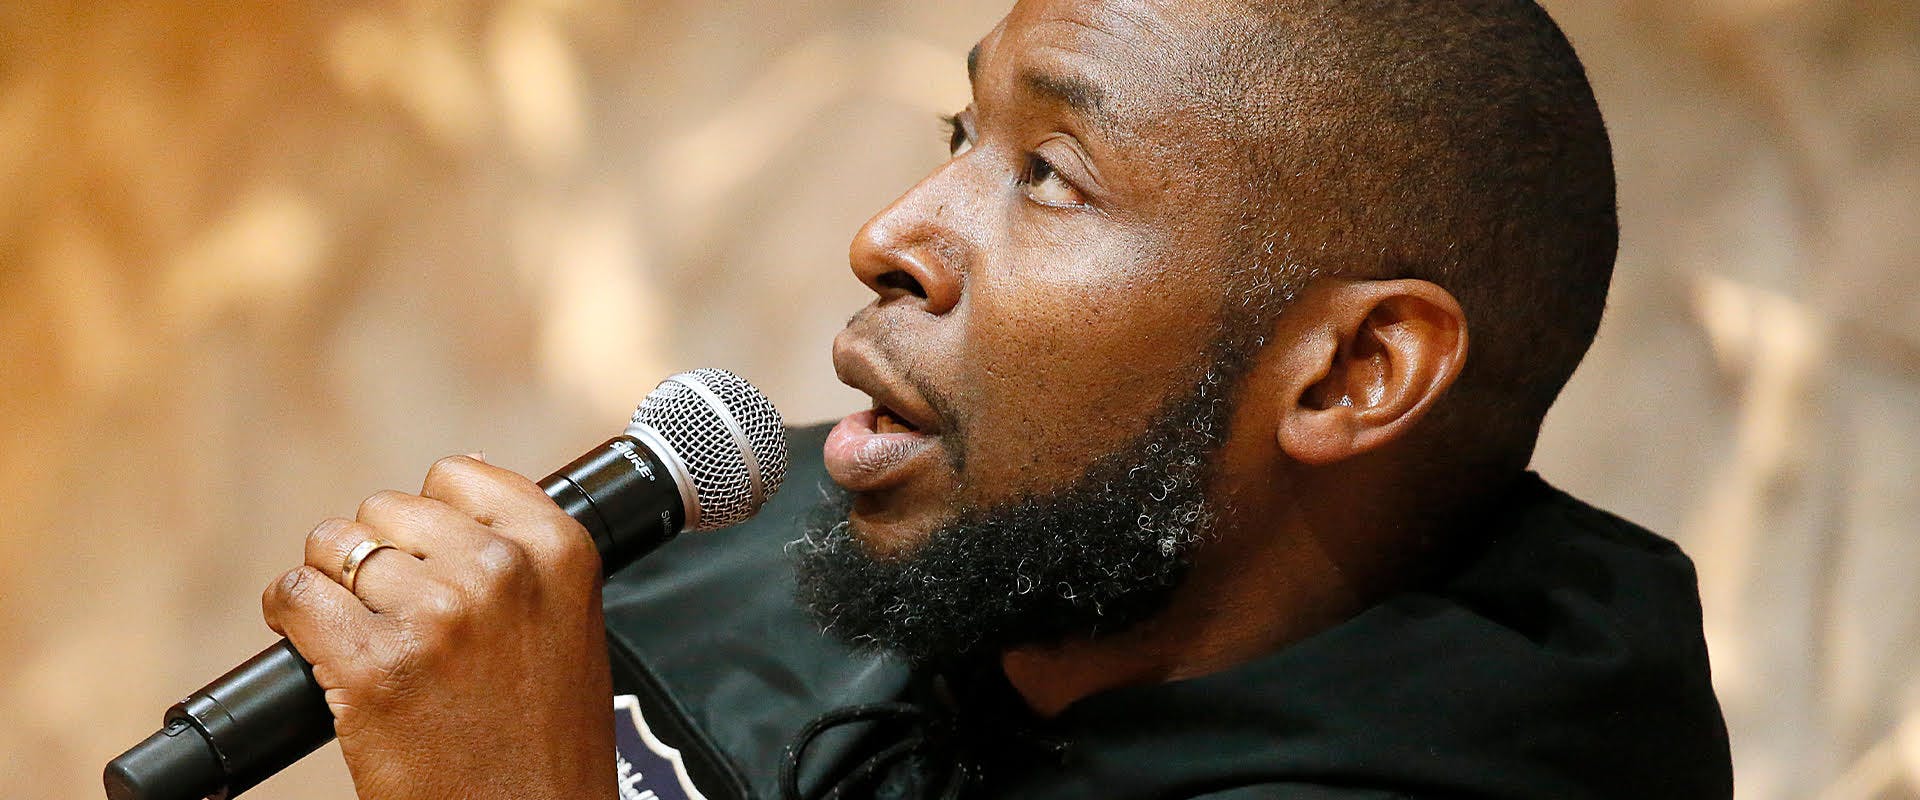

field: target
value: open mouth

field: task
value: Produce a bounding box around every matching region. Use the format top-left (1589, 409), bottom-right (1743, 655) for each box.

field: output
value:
top-left (824, 405), bottom-right (941, 492)
top-left (871, 403), bottom-right (922, 435)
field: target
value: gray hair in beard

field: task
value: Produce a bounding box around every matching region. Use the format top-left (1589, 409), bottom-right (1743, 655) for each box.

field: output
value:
top-left (789, 335), bottom-right (1258, 663)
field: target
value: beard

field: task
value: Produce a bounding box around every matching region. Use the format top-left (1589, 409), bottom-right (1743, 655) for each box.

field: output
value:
top-left (790, 344), bottom-right (1252, 664)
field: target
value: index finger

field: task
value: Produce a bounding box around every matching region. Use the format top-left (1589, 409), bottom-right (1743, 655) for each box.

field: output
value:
top-left (420, 454), bottom-right (598, 577)
top-left (419, 455), bottom-right (563, 527)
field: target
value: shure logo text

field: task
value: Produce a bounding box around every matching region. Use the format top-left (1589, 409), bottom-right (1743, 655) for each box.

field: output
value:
top-left (610, 440), bottom-right (657, 480)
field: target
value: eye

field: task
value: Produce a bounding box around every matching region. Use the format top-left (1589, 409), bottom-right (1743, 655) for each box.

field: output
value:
top-left (942, 114), bottom-right (973, 158)
top-left (1021, 154), bottom-right (1084, 207)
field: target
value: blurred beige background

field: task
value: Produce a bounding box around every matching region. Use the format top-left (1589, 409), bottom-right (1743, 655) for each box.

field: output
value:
top-left (1, 1), bottom-right (1914, 798)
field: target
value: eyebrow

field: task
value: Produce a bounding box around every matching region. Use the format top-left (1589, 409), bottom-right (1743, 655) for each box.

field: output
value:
top-left (1020, 69), bottom-right (1108, 121)
top-left (966, 43), bottom-right (1112, 128)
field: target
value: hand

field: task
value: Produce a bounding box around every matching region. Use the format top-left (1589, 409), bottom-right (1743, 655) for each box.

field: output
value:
top-left (261, 455), bottom-right (616, 800)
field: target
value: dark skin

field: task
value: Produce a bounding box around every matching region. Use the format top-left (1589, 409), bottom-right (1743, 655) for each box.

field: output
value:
top-left (837, 0), bottom-right (1469, 713)
top-left (262, 458), bottom-right (616, 800)
top-left (261, 0), bottom-right (1470, 795)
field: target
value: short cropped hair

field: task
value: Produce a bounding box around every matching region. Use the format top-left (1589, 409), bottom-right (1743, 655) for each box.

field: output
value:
top-left (1209, 0), bottom-right (1617, 462)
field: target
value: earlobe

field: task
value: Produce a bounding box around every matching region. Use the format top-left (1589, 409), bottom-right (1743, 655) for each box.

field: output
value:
top-left (1275, 280), bottom-right (1468, 466)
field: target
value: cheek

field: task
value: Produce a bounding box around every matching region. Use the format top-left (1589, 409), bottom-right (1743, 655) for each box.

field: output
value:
top-left (950, 224), bottom-right (1222, 496)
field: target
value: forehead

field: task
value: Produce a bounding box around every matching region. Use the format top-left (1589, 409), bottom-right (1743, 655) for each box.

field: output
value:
top-left (978, 0), bottom-right (1224, 114)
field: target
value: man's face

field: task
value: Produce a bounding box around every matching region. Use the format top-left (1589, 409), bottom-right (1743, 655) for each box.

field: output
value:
top-left (824, 0), bottom-right (1257, 553)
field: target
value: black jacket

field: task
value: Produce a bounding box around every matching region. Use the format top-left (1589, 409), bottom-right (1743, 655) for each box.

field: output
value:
top-left (602, 424), bottom-right (1733, 799)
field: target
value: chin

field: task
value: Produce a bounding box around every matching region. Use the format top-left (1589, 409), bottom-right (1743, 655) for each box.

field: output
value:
top-left (846, 496), bottom-right (946, 559)
top-left (833, 455), bottom-right (972, 558)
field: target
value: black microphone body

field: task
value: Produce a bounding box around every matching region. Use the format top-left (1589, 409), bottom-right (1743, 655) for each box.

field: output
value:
top-left (105, 435), bottom-right (691, 800)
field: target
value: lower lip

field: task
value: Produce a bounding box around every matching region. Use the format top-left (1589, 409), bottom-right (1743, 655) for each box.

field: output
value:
top-left (823, 409), bottom-right (940, 491)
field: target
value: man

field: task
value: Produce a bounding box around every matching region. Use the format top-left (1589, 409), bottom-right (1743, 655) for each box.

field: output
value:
top-left (262, 0), bottom-right (1733, 797)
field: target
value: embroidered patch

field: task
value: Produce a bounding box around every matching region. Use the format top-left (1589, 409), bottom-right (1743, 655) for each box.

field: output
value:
top-left (614, 694), bottom-right (710, 800)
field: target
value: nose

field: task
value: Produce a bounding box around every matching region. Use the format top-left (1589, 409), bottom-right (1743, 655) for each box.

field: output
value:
top-left (848, 174), bottom-right (964, 316)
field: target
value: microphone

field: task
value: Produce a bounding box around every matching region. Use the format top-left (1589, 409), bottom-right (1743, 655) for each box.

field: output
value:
top-left (104, 369), bottom-right (789, 800)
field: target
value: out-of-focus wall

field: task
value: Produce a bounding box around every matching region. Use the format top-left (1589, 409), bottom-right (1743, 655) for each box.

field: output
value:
top-left (0, 1), bottom-right (1912, 798)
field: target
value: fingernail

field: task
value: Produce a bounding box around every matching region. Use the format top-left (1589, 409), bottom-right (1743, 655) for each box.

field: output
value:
top-left (466, 451), bottom-right (487, 463)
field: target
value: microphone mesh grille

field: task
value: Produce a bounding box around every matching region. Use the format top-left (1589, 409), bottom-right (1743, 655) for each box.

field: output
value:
top-left (629, 368), bottom-right (788, 530)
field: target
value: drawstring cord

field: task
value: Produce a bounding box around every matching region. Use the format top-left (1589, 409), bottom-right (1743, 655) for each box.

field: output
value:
top-left (780, 701), bottom-right (953, 800)
top-left (778, 665), bottom-right (1049, 800)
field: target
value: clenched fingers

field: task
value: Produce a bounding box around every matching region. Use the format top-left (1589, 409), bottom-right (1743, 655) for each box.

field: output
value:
top-left (420, 455), bottom-right (600, 581)
top-left (261, 565), bottom-right (379, 669)
top-left (302, 516), bottom-right (426, 613)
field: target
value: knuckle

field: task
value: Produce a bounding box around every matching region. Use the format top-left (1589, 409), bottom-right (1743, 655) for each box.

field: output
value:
top-left (404, 585), bottom-right (471, 660)
top-left (549, 521), bottom-right (599, 575)
top-left (304, 517), bottom-right (357, 555)
top-left (413, 583), bottom-right (467, 626)
top-left (497, 470), bottom-right (543, 500)
top-left (474, 536), bottom-right (533, 583)
top-left (424, 454), bottom-right (475, 492)
top-left (529, 515), bottom-right (596, 569)
top-left (303, 517), bottom-right (353, 548)
top-left (356, 489), bottom-right (412, 521)
top-left (303, 517), bottom-right (366, 575)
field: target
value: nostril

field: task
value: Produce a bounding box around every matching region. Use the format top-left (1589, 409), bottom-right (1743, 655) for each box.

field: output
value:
top-left (875, 270), bottom-right (928, 300)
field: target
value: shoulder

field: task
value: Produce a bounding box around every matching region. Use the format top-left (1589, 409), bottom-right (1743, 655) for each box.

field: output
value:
top-left (1450, 472), bottom-right (1711, 661)
top-left (1030, 472), bottom-right (1732, 800)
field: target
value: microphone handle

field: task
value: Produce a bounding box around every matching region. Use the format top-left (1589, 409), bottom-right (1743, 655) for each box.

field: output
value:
top-left (105, 437), bottom-right (688, 800)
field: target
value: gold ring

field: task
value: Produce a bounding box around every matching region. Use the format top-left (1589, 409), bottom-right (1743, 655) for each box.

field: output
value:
top-left (341, 538), bottom-right (399, 594)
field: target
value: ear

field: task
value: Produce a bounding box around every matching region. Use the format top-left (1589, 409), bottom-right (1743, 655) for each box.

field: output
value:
top-left (1274, 279), bottom-right (1468, 466)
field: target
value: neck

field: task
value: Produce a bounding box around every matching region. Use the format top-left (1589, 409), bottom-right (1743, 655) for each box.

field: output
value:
top-left (998, 464), bottom-right (1446, 717)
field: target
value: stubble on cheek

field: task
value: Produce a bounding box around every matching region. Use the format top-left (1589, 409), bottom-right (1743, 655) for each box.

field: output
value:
top-left (947, 289), bottom-right (1222, 511)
